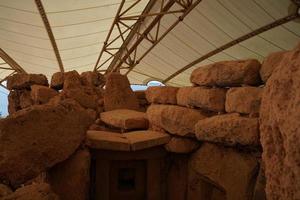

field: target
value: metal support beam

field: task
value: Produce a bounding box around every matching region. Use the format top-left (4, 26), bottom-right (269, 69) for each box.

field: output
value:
top-left (35, 0), bottom-right (64, 73)
top-left (93, 0), bottom-right (201, 75)
top-left (0, 48), bottom-right (26, 73)
top-left (162, 12), bottom-right (299, 83)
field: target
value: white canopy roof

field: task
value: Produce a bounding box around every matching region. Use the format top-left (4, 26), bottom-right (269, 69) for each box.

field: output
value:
top-left (0, 0), bottom-right (299, 86)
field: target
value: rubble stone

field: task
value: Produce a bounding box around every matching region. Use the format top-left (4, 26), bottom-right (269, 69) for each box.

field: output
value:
top-left (260, 51), bottom-right (287, 83)
top-left (7, 73), bottom-right (48, 90)
top-left (145, 86), bottom-right (178, 104)
top-left (104, 73), bottom-right (139, 111)
top-left (190, 59), bottom-right (261, 87)
top-left (50, 72), bottom-right (64, 90)
top-left (195, 113), bottom-right (259, 146)
top-left (64, 88), bottom-right (97, 109)
top-left (260, 46), bottom-right (300, 200)
top-left (0, 184), bottom-right (12, 198)
top-left (63, 71), bottom-right (82, 90)
top-left (189, 143), bottom-right (258, 200)
top-left (48, 149), bottom-right (91, 200)
top-left (2, 182), bottom-right (59, 200)
top-left (19, 90), bottom-right (33, 108)
top-left (8, 90), bottom-right (20, 114)
top-left (80, 71), bottom-right (104, 87)
top-left (0, 99), bottom-right (93, 187)
top-left (31, 85), bottom-right (58, 104)
top-left (165, 137), bottom-right (200, 153)
top-left (225, 86), bottom-right (263, 114)
top-left (100, 109), bottom-right (148, 130)
top-left (147, 104), bottom-right (207, 137)
top-left (177, 87), bottom-right (226, 112)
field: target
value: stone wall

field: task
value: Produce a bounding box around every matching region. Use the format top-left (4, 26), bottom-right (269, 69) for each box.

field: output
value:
top-left (1, 43), bottom-right (299, 200)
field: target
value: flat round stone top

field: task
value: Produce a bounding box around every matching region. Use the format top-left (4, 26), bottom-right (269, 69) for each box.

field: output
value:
top-left (86, 130), bottom-right (170, 151)
top-left (100, 109), bottom-right (148, 130)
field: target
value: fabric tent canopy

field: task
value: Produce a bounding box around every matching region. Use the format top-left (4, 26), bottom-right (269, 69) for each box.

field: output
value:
top-left (0, 0), bottom-right (299, 87)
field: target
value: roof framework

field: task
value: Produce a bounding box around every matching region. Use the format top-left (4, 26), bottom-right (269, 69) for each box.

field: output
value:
top-left (0, 0), bottom-right (299, 86)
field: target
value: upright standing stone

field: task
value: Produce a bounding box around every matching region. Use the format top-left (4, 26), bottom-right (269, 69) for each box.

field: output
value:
top-left (260, 45), bottom-right (300, 200)
top-left (190, 59), bottom-right (261, 87)
top-left (50, 72), bottom-right (64, 90)
top-left (0, 99), bottom-right (94, 187)
top-left (260, 51), bottom-right (287, 83)
top-left (49, 149), bottom-right (91, 200)
top-left (104, 73), bottom-right (139, 111)
top-left (189, 143), bottom-right (258, 200)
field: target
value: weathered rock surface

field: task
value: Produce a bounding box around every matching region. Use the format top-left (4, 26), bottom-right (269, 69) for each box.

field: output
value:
top-left (177, 87), bottom-right (226, 112)
top-left (80, 71), bottom-right (104, 87)
top-left (50, 72), bottom-right (64, 90)
top-left (0, 99), bottom-right (94, 187)
top-left (190, 59), bottom-right (261, 87)
top-left (0, 184), bottom-right (12, 198)
top-left (167, 155), bottom-right (188, 200)
top-left (100, 109), bottom-right (148, 130)
top-left (147, 104), bottom-right (207, 137)
top-left (195, 113), bottom-right (259, 146)
top-left (63, 71), bottom-right (82, 90)
top-left (225, 86), bottom-right (263, 114)
top-left (2, 183), bottom-right (59, 200)
top-left (19, 90), bottom-right (32, 108)
top-left (7, 73), bottom-right (48, 90)
top-left (8, 90), bottom-right (20, 114)
top-left (165, 137), bottom-right (200, 153)
top-left (189, 143), bottom-right (258, 200)
top-left (86, 130), bottom-right (170, 151)
top-left (8, 90), bottom-right (33, 114)
top-left (31, 85), bottom-right (58, 105)
top-left (48, 149), bottom-right (91, 200)
top-left (260, 51), bottom-right (287, 83)
top-left (64, 88), bottom-right (97, 109)
top-left (104, 73), bottom-right (139, 111)
top-left (146, 86), bottom-right (178, 105)
top-left (260, 46), bottom-right (300, 200)
top-left (187, 168), bottom-right (226, 200)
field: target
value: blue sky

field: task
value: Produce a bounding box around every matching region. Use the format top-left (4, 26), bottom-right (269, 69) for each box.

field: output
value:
top-left (0, 82), bottom-right (8, 117)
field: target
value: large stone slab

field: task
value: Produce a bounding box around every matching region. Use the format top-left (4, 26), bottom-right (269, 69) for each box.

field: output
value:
top-left (31, 85), bottom-right (58, 105)
top-left (48, 149), bottom-right (91, 200)
top-left (0, 184), bottom-right (12, 198)
top-left (195, 113), bottom-right (259, 146)
top-left (104, 73), bottom-right (139, 111)
top-left (2, 182), bottom-right (59, 200)
top-left (86, 130), bottom-right (170, 151)
top-left (225, 86), bottom-right (263, 114)
top-left (189, 143), bottom-right (258, 200)
top-left (147, 104), bottom-right (207, 137)
top-left (177, 87), bottom-right (226, 112)
top-left (260, 46), bottom-right (300, 200)
top-left (145, 86), bottom-right (178, 105)
top-left (190, 59), bottom-right (261, 87)
top-left (260, 51), bottom-right (287, 83)
top-left (7, 73), bottom-right (48, 90)
top-left (100, 109), bottom-right (148, 130)
top-left (86, 130), bottom-right (130, 151)
top-left (0, 99), bottom-right (94, 187)
top-left (164, 137), bottom-right (200, 153)
top-left (64, 88), bottom-right (98, 109)
top-left (125, 130), bottom-right (170, 151)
